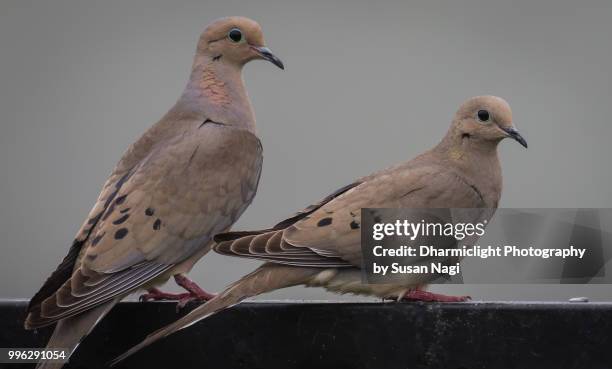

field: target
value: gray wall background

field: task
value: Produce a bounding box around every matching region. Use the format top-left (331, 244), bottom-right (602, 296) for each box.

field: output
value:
top-left (1, 0), bottom-right (611, 301)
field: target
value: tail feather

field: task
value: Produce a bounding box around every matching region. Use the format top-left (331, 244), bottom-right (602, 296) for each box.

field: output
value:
top-left (35, 299), bottom-right (117, 369)
top-left (110, 264), bottom-right (318, 366)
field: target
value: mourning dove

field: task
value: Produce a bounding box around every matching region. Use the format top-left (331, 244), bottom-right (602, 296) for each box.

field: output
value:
top-left (24, 16), bottom-right (283, 369)
top-left (111, 95), bottom-right (528, 364)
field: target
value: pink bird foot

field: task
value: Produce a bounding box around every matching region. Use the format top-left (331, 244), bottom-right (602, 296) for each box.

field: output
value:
top-left (139, 274), bottom-right (216, 311)
top-left (402, 289), bottom-right (471, 302)
top-left (173, 274), bottom-right (216, 301)
top-left (173, 275), bottom-right (217, 310)
top-left (139, 288), bottom-right (191, 302)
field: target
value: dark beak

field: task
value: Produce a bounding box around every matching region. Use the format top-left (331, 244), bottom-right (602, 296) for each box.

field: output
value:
top-left (501, 126), bottom-right (528, 148)
top-left (251, 46), bottom-right (284, 70)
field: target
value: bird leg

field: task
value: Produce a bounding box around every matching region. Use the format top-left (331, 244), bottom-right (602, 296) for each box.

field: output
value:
top-left (138, 275), bottom-right (216, 310)
top-left (172, 274), bottom-right (216, 309)
top-left (139, 288), bottom-right (191, 302)
top-left (401, 289), bottom-right (471, 302)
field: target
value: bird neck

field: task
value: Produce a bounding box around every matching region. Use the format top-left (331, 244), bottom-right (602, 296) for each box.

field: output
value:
top-left (432, 127), bottom-right (503, 206)
top-left (175, 54), bottom-right (257, 133)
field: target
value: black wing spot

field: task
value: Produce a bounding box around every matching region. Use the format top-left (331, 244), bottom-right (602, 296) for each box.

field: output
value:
top-left (317, 217), bottom-right (333, 227)
top-left (212, 54), bottom-right (222, 61)
top-left (91, 233), bottom-right (105, 247)
top-left (153, 219), bottom-right (162, 230)
top-left (113, 214), bottom-right (130, 225)
top-left (104, 193), bottom-right (129, 221)
top-left (120, 207), bottom-right (131, 213)
top-left (272, 181), bottom-right (362, 230)
top-left (350, 220), bottom-right (360, 229)
top-left (87, 211), bottom-right (102, 225)
top-left (101, 203), bottom-right (116, 221)
top-left (145, 208), bottom-right (155, 216)
top-left (26, 170), bottom-right (134, 316)
top-left (114, 228), bottom-right (128, 240)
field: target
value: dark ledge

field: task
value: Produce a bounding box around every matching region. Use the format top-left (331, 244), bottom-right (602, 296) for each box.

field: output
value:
top-left (2, 299), bottom-right (612, 369)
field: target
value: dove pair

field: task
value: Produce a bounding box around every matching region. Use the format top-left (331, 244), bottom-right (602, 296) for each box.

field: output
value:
top-left (24, 16), bottom-right (528, 368)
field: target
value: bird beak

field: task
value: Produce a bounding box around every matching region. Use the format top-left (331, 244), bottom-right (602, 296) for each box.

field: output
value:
top-left (250, 46), bottom-right (284, 70)
top-left (501, 126), bottom-right (528, 148)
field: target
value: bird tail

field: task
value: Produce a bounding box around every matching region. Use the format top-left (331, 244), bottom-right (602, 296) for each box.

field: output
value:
top-left (110, 263), bottom-right (318, 366)
top-left (35, 299), bottom-right (117, 369)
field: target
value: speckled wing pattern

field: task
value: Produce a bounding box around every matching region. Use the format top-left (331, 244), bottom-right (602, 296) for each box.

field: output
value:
top-left (214, 163), bottom-right (486, 269)
top-left (26, 123), bottom-right (262, 328)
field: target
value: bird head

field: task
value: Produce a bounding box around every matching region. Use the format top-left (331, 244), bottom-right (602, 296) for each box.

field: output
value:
top-left (197, 16), bottom-right (284, 70)
top-left (453, 96), bottom-right (527, 148)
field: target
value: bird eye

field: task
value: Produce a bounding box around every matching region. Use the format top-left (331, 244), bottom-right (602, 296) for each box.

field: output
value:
top-left (476, 110), bottom-right (490, 123)
top-left (228, 28), bottom-right (243, 43)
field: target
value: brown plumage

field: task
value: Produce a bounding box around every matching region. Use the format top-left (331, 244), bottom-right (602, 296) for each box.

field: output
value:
top-left (25, 16), bottom-right (284, 369)
top-left (111, 95), bottom-right (528, 364)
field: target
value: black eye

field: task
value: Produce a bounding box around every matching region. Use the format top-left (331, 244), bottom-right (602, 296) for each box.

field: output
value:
top-left (228, 28), bottom-right (243, 43)
top-left (477, 110), bottom-right (490, 122)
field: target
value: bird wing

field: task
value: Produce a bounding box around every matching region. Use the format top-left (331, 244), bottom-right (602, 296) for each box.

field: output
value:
top-left (26, 124), bottom-right (263, 328)
top-left (215, 163), bottom-right (486, 268)
top-left (25, 120), bottom-right (158, 319)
